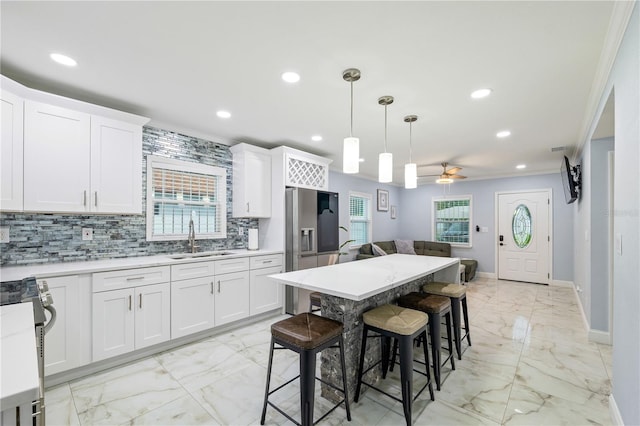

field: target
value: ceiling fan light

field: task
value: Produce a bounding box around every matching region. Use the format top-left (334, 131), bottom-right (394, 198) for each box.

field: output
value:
top-left (379, 152), bottom-right (393, 183)
top-left (343, 137), bottom-right (360, 174)
top-left (436, 177), bottom-right (453, 184)
top-left (405, 163), bottom-right (417, 189)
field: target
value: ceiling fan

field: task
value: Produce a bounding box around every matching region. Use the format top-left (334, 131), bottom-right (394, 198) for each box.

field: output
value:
top-left (418, 162), bottom-right (467, 183)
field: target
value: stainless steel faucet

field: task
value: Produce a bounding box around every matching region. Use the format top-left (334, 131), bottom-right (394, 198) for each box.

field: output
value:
top-left (188, 219), bottom-right (199, 253)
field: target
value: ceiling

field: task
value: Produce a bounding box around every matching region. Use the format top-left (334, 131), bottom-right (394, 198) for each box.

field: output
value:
top-left (0, 1), bottom-right (619, 184)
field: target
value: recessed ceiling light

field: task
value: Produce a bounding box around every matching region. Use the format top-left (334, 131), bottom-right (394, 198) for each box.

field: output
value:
top-left (50, 53), bottom-right (77, 67)
top-left (216, 110), bottom-right (231, 119)
top-left (470, 88), bottom-right (492, 99)
top-left (359, 158), bottom-right (365, 162)
top-left (281, 72), bottom-right (300, 83)
top-left (497, 130), bottom-right (511, 138)
top-left (311, 135), bottom-right (322, 142)
top-left (516, 164), bottom-right (526, 169)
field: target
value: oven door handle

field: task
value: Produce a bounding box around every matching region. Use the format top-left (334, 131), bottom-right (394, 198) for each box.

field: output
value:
top-left (43, 305), bottom-right (57, 334)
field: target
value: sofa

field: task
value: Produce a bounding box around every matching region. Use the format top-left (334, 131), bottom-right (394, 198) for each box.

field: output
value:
top-left (356, 240), bottom-right (478, 282)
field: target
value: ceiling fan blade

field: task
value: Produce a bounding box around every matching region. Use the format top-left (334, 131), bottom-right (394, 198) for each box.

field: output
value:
top-left (450, 174), bottom-right (466, 179)
top-left (446, 167), bottom-right (462, 175)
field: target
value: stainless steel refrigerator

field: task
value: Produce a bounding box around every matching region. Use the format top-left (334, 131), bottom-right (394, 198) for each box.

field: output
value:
top-left (285, 187), bottom-right (339, 314)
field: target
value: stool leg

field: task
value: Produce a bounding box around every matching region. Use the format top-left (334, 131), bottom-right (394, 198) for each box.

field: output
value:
top-left (428, 313), bottom-right (442, 390)
top-left (445, 312), bottom-right (456, 371)
top-left (260, 337), bottom-right (276, 425)
top-left (381, 335), bottom-right (391, 379)
top-left (420, 331), bottom-right (435, 401)
top-left (338, 335), bottom-right (352, 421)
top-left (398, 335), bottom-right (414, 426)
top-left (389, 338), bottom-right (398, 372)
top-left (462, 295), bottom-right (471, 346)
top-left (354, 326), bottom-right (369, 402)
top-left (450, 297), bottom-right (462, 360)
top-left (300, 348), bottom-right (316, 426)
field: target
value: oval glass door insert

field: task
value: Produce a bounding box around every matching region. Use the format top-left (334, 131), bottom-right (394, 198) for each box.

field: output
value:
top-left (512, 204), bottom-right (532, 248)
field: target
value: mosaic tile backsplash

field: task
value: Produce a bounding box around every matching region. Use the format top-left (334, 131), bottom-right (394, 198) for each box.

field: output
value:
top-left (0, 126), bottom-right (258, 266)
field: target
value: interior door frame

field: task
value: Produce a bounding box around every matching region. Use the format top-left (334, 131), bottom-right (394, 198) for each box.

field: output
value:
top-left (494, 188), bottom-right (553, 283)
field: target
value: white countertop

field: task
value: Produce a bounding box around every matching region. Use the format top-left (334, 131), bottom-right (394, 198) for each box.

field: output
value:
top-left (0, 302), bottom-right (40, 409)
top-left (0, 249), bottom-right (283, 281)
top-left (268, 254), bottom-right (459, 301)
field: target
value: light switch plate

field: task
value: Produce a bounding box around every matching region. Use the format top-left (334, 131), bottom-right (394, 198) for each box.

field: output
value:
top-left (82, 228), bottom-right (93, 241)
top-left (0, 227), bottom-right (9, 243)
top-left (615, 233), bottom-right (622, 255)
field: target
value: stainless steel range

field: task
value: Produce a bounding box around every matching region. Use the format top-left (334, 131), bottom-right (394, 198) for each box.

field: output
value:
top-left (0, 277), bottom-right (55, 426)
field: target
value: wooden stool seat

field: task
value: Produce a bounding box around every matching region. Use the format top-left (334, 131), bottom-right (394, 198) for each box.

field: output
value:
top-left (363, 303), bottom-right (428, 335)
top-left (271, 312), bottom-right (341, 350)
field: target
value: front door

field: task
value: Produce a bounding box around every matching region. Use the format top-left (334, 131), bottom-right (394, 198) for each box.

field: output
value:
top-left (497, 190), bottom-right (550, 284)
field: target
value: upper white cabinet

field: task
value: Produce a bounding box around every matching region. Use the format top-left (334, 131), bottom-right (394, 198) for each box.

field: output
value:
top-left (2, 75), bottom-right (148, 214)
top-left (230, 143), bottom-right (271, 218)
top-left (0, 88), bottom-right (24, 211)
top-left (283, 149), bottom-right (332, 191)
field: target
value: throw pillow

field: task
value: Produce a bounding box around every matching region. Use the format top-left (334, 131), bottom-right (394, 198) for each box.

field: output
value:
top-left (394, 239), bottom-right (417, 255)
top-left (371, 243), bottom-right (388, 256)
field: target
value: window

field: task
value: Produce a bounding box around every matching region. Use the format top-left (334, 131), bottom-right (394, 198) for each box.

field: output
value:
top-left (432, 196), bottom-right (472, 247)
top-left (146, 155), bottom-right (227, 241)
top-left (349, 191), bottom-right (372, 247)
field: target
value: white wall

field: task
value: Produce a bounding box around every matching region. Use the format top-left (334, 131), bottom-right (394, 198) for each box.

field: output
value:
top-left (576, 4), bottom-right (639, 424)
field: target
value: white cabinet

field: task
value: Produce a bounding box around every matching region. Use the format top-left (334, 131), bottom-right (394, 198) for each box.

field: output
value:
top-left (250, 254), bottom-right (284, 315)
top-left (214, 270), bottom-right (250, 326)
top-left (230, 143), bottom-right (271, 217)
top-left (24, 101), bottom-right (91, 213)
top-left (92, 267), bottom-right (171, 361)
top-left (170, 262), bottom-right (216, 339)
top-left (90, 116), bottom-right (142, 214)
top-left (41, 275), bottom-right (92, 376)
top-left (24, 101), bottom-right (143, 214)
top-left (0, 88), bottom-right (24, 211)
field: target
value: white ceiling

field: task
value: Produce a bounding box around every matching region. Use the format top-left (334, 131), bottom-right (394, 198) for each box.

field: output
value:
top-left (0, 1), bottom-right (619, 184)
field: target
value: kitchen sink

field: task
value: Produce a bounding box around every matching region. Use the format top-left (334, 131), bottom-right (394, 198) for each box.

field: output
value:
top-left (168, 251), bottom-right (234, 260)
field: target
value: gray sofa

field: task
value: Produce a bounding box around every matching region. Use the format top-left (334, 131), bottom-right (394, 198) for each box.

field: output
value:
top-left (356, 240), bottom-right (478, 282)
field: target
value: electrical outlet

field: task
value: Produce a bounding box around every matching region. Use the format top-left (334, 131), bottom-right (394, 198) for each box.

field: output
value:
top-left (239, 227), bottom-right (244, 236)
top-left (82, 228), bottom-right (93, 241)
top-left (0, 227), bottom-right (9, 243)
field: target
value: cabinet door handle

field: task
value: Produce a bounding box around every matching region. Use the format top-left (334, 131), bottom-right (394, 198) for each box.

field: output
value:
top-left (95, 191), bottom-right (98, 207)
top-left (210, 281), bottom-right (214, 294)
top-left (217, 280), bottom-right (221, 293)
top-left (246, 202), bottom-right (250, 213)
top-left (139, 294), bottom-right (142, 309)
top-left (83, 190), bottom-right (87, 206)
top-left (128, 295), bottom-right (132, 311)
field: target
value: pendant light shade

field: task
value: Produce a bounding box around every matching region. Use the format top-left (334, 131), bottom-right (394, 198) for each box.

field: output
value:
top-left (378, 96), bottom-right (394, 183)
top-left (404, 115), bottom-right (418, 189)
top-left (342, 69), bottom-right (361, 174)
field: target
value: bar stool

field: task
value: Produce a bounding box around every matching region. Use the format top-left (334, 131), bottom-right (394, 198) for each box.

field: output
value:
top-left (422, 282), bottom-right (471, 360)
top-left (394, 292), bottom-right (456, 390)
top-left (260, 313), bottom-right (351, 426)
top-left (355, 304), bottom-right (434, 426)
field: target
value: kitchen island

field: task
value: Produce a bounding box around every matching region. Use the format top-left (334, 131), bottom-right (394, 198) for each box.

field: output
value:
top-left (268, 254), bottom-right (460, 403)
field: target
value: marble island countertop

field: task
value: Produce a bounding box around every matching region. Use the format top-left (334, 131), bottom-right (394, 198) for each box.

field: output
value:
top-left (268, 254), bottom-right (460, 301)
top-left (0, 302), bottom-right (40, 411)
top-left (0, 248), bottom-right (283, 281)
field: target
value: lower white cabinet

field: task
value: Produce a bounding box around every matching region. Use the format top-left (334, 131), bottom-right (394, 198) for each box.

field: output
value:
top-left (250, 266), bottom-right (283, 315)
top-left (214, 271), bottom-right (250, 326)
top-left (171, 276), bottom-right (215, 339)
top-left (92, 282), bottom-right (170, 361)
top-left (41, 275), bottom-right (91, 376)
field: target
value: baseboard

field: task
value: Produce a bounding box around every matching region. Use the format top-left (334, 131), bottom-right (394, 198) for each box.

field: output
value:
top-left (476, 271), bottom-right (496, 279)
top-left (609, 394), bottom-right (624, 426)
top-left (572, 284), bottom-right (591, 333)
top-left (550, 279), bottom-right (573, 288)
top-left (588, 329), bottom-right (612, 345)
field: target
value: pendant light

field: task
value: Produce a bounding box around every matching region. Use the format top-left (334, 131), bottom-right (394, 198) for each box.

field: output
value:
top-left (378, 96), bottom-right (394, 183)
top-left (404, 115), bottom-right (418, 189)
top-left (342, 68), bottom-right (361, 174)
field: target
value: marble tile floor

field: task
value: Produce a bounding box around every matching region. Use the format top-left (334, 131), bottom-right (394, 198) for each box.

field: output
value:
top-left (45, 277), bottom-right (613, 425)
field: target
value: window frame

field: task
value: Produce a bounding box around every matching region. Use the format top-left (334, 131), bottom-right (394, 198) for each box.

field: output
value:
top-left (348, 191), bottom-right (373, 249)
top-left (432, 195), bottom-right (473, 248)
top-left (145, 155), bottom-right (227, 241)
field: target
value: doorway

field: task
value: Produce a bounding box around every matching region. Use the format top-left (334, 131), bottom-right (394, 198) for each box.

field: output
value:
top-left (497, 190), bottom-right (551, 284)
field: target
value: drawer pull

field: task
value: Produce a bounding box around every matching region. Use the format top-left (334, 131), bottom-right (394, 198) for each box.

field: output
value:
top-left (262, 260), bottom-right (273, 264)
top-left (126, 276), bottom-right (145, 281)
